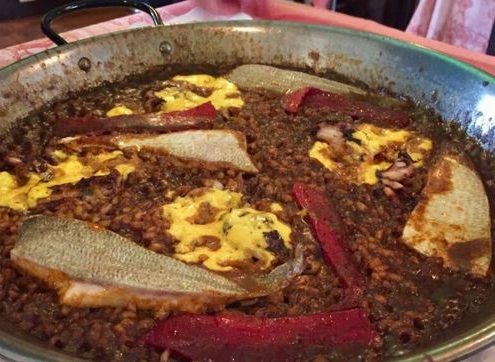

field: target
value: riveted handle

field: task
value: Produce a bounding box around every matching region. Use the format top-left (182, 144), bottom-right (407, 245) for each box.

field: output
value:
top-left (41, 0), bottom-right (163, 46)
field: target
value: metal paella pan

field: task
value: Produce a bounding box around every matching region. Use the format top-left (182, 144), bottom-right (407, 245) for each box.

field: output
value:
top-left (1, 1), bottom-right (495, 361)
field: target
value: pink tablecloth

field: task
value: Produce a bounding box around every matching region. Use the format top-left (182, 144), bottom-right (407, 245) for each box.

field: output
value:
top-left (407, 0), bottom-right (495, 53)
top-left (1, 0), bottom-right (495, 76)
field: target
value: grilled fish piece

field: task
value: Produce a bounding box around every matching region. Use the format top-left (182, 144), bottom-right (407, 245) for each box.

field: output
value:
top-left (226, 64), bottom-right (366, 95)
top-left (402, 148), bottom-right (491, 276)
top-left (111, 130), bottom-right (258, 173)
top-left (11, 216), bottom-right (303, 311)
top-left (53, 102), bottom-right (217, 137)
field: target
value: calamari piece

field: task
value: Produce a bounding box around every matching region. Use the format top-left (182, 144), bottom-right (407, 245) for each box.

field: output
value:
top-left (226, 64), bottom-right (365, 95)
top-left (111, 130), bottom-right (258, 173)
top-left (53, 102), bottom-right (217, 137)
top-left (11, 216), bottom-right (302, 311)
top-left (402, 149), bottom-right (491, 276)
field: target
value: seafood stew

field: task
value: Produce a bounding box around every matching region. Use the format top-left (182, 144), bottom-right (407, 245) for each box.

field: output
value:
top-left (0, 65), bottom-right (494, 361)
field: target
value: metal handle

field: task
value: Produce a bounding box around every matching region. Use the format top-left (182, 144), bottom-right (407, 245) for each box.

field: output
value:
top-left (41, 0), bottom-right (164, 46)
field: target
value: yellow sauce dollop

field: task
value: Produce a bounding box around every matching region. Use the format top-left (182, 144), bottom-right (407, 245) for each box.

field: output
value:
top-left (0, 151), bottom-right (135, 211)
top-left (310, 123), bottom-right (432, 185)
top-left (106, 105), bottom-right (134, 117)
top-left (163, 188), bottom-right (291, 272)
top-left (155, 74), bottom-right (244, 112)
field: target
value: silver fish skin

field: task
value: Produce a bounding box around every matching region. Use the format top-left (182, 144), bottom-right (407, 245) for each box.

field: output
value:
top-left (226, 64), bottom-right (366, 95)
top-left (11, 216), bottom-right (300, 311)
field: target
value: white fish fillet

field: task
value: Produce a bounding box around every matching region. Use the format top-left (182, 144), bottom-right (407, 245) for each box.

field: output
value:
top-left (111, 130), bottom-right (258, 173)
top-left (11, 216), bottom-right (302, 311)
top-left (402, 151), bottom-right (491, 276)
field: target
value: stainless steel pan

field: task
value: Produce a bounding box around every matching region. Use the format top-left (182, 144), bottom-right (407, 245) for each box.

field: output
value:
top-left (1, 1), bottom-right (495, 361)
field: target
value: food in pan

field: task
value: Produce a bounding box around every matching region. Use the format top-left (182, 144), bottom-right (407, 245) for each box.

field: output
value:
top-left (0, 65), bottom-right (494, 361)
top-left (11, 215), bottom-right (302, 311)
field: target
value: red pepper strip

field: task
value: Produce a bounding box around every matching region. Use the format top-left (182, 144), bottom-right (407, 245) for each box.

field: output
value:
top-left (142, 309), bottom-right (376, 361)
top-left (281, 87), bottom-right (311, 113)
top-left (54, 102), bottom-right (217, 137)
top-left (282, 87), bottom-right (410, 127)
top-left (292, 183), bottom-right (363, 291)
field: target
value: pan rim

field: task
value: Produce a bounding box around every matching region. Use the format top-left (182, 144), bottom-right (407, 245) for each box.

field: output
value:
top-left (0, 20), bottom-right (494, 362)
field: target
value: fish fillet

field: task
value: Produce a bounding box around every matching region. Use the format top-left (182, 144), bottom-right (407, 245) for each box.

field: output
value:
top-left (111, 130), bottom-right (258, 173)
top-left (402, 150), bottom-right (491, 276)
top-left (226, 64), bottom-right (366, 95)
top-left (11, 216), bottom-right (302, 311)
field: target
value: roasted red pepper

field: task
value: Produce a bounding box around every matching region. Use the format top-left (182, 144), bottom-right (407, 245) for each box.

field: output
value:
top-left (142, 309), bottom-right (376, 361)
top-left (54, 102), bottom-right (217, 137)
top-left (282, 87), bottom-right (409, 127)
top-left (293, 183), bottom-right (363, 294)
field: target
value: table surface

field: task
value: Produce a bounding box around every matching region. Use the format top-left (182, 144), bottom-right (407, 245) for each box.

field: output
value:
top-left (1, 0), bottom-right (495, 361)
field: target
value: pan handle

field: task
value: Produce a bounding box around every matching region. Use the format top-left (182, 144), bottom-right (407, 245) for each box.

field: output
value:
top-left (41, 0), bottom-right (164, 46)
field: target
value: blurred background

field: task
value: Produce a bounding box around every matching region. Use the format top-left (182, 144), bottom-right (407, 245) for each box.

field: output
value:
top-left (0, 0), bottom-right (419, 49)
